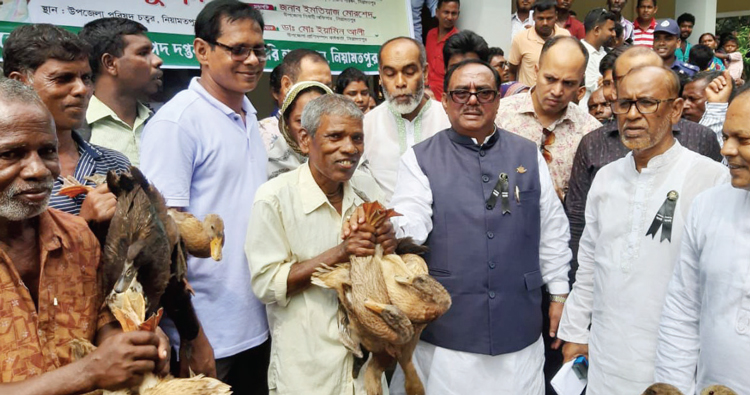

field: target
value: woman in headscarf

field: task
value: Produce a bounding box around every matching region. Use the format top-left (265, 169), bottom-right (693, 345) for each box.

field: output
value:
top-left (267, 81), bottom-right (333, 179)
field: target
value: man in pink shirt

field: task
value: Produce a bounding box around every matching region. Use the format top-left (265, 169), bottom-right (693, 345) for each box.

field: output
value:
top-left (425, 0), bottom-right (459, 100)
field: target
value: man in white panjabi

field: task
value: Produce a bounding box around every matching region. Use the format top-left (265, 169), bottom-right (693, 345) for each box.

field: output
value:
top-left (362, 36), bottom-right (450, 202)
top-left (654, 82), bottom-right (750, 395)
top-left (389, 59), bottom-right (572, 395)
top-left (557, 66), bottom-right (729, 395)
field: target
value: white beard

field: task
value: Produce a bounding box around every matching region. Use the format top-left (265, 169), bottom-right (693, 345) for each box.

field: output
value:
top-left (0, 180), bottom-right (53, 221)
top-left (384, 80), bottom-right (425, 115)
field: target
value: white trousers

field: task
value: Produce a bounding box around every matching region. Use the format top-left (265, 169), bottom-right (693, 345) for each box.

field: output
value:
top-left (389, 336), bottom-right (545, 395)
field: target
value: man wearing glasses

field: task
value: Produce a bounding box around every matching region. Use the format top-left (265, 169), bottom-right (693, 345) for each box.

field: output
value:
top-left (496, 36), bottom-right (602, 201)
top-left (389, 58), bottom-right (572, 395)
top-left (140, 1), bottom-right (270, 393)
top-left (557, 65), bottom-right (728, 394)
top-left (566, 46), bottom-right (722, 285)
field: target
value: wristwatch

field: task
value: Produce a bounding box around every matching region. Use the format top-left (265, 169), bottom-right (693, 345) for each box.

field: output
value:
top-left (550, 295), bottom-right (567, 304)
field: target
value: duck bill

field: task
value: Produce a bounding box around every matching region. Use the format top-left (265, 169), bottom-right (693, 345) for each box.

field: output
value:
top-left (363, 299), bottom-right (386, 314)
top-left (114, 261), bottom-right (136, 293)
top-left (210, 238), bottom-right (223, 261)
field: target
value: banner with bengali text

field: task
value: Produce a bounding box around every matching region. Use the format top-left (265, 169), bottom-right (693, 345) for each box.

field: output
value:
top-left (0, 0), bottom-right (412, 73)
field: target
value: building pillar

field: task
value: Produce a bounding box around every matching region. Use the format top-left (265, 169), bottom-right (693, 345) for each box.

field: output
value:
top-left (675, 0), bottom-right (717, 43)
top-left (455, 0), bottom-right (513, 52)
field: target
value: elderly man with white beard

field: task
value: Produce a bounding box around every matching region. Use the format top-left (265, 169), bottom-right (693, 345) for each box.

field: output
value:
top-left (362, 36), bottom-right (450, 201)
top-left (0, 78), bottom-right (170, 393)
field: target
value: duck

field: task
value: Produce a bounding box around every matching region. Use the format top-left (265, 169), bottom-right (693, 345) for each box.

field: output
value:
top-left (312, 202), bottom-right (452, 395)
top-left (102, 168), bottom-right (203, 372)
top-left (58, 172), bottom-right (225, 262)
top-left (68, 288), bottom-right (231, 395)
top-left (167, 210), bottom-right (224, 261)
top-left (101, 168), bottom-right (172, 319)
top-left (701, 385), bottom-right (738, 395)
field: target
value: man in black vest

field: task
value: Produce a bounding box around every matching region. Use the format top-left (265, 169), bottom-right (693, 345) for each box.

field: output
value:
top-left (387, 59), bottom-right (572, 394)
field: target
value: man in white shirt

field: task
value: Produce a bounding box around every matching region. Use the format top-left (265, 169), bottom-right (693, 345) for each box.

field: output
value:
top-left (511, 0), bottom-right (535, 39)
top-left (557, 66), bottom-right (728, 395)
top-left (140, 1), bottom-right (270, 392)
top-left (389, 58), bottom-right (571, 395)
top-left (580, 8), bottom-right (617, 111)
top-left (654, 84), bottom-right (750, 395)
top-left (362, 36), bottom-right (450, 201)
top-left (247, 95), bottom-right (393, 394)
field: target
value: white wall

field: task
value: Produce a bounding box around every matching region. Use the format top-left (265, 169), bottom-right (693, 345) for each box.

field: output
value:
top-left (456, 0), bottom-right (514, 52)
top-left (675, 0), bottom-right (718, 42)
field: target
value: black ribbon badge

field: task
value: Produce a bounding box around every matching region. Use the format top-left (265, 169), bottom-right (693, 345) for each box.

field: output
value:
top-left (486, 173), bottom-right (511, 215)
top-left (646, 190), bottom-right (679, 242)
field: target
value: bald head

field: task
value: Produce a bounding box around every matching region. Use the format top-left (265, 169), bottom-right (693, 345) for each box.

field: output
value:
top-left (539, 36), bottom-right (588, 74)
top-left (613, 46), bottom-right (663, 81)
top-left (378, 36), bottom-right (427, 68)
top-left (620, 66), bottom-right (680, 98)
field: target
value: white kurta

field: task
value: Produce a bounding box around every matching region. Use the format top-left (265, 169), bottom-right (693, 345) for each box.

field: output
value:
top-left (655, 183), bottom-right (750, 395)
top-left (362, 100), bottom-right (450, 202)
top-left (557, 142), bottom-right (729, 395)
top-left (388, 139), bottom-right (572, 394)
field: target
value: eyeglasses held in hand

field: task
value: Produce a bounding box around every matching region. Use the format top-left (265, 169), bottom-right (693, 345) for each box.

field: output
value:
top-left (611, 98), bottom-right (677, 115)
top-left (210, 40), bottom-right (271, 62)
top-left (448, 89), bottom-right (499, 104)
top-left (541, 128), bottom-right (555, 164)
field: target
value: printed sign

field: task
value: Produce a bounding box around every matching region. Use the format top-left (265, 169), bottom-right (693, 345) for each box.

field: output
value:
top-left (0, 0), bottom-right (412, 72)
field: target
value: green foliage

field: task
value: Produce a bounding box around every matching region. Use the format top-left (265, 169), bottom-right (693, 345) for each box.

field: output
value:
top-left (716, 16), bottom-right (750, 79)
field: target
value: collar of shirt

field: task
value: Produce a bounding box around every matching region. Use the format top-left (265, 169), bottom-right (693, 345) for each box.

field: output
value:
top-left (38, 209), bottom-right (68, 252)
top-left (72, 129), bottom-right (104, 160)
top-left (512, 10), bottom-right (533, 24)
top-left (527, 26), bottom-right (556, 44)
top-left (626, 138), bottom-right (683, 172)
top-left (0, 211), bottom-right (68, 285)
top-left (86, 95), bottom-right (152, 130)
top-left (581, 39), bottom-right (606, 57)
top-left (633, 18), bottom-right (656, 31)
top-left (436, 26), bottom-right (459, 44)
top-left (447, 127), bottom-right (500, 149)
top-left (619, 15), bottom-right (632, 25)
top-left (519, 88), bottom-right (576, 129)
top-left (298, 162), bottom-right (358, 215)
top-left (563, 15), bottom-right (578, 29)
top-left (188, 77), bottom-right (257, 122)
top-left (386, 98), bottom-right (433, 153)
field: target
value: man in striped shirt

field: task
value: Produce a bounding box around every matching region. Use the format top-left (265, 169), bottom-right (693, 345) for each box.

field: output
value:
top-left (633, 0), bottom-right (658, 48)
top-left (3, 24), bottom-right (130, 222)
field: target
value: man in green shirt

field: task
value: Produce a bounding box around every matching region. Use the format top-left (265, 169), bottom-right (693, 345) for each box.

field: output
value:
top-left (79, 17), bottom-right (163, 166)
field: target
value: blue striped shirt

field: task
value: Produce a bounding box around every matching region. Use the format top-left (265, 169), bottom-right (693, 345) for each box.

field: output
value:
top-left (49, 131), bottom-right (131, 215)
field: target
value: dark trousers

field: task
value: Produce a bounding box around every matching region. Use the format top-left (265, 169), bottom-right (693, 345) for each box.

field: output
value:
top-left (542, 290), bottom-right (564, 395)
top-left (215, 338), bottom-right (272, 395)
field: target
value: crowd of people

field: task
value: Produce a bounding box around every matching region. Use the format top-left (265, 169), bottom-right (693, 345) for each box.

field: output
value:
top-left (0, 0), bottom-right (748, 394)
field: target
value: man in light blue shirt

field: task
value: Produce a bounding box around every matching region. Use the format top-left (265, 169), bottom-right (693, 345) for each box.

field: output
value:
top-left (140, 1), bottom-right (270, 393)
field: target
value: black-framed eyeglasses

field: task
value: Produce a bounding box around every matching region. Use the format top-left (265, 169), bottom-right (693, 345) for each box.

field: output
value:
top-left (611, 98), bottom-right (677, 115)
top-left (210, 40), bottom-right (271, 62)
top-left (447, 89), bottom-right (499, 104)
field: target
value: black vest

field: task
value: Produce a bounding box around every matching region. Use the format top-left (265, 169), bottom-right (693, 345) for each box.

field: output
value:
top-left (414, 128), bottom-right (543, 355)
